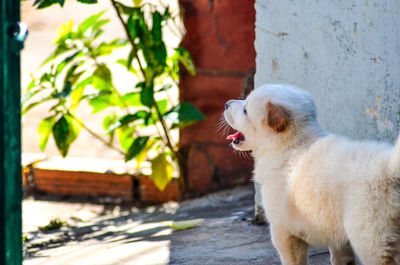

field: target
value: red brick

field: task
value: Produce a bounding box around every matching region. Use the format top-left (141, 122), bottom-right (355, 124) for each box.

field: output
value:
top-left (186, 145), bottom-right (214, 193)
top-left (180, 0), bottom-right (255, 72)
top-left (206, 145), bottom-right (253, 185)
top-left (33, 169), bottom-right (134, 202)
top-left (178, 0), bottom-right (255, 193)
top-left (139, 176), bottom-right (181, 204)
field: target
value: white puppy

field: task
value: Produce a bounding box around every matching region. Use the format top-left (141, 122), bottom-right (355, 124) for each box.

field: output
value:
top-left (224, 84), bottom-right (400, 265)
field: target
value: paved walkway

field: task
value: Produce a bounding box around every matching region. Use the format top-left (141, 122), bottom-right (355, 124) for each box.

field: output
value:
top-left (23, 185), bottom-right (331, 265)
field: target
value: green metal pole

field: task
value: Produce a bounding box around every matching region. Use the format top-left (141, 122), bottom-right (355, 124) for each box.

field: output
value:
top-left (0, 0), bottom-right (23, 264)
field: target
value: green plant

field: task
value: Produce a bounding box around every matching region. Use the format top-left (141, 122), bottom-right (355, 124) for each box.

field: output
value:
top-left (38, 218), bottom-right (66, 232)
top-left (22, 0), bottom-right (205, 191)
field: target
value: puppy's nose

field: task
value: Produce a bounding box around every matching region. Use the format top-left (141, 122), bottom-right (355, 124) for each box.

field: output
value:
top-left (225, 101), bottom-right (231, 110)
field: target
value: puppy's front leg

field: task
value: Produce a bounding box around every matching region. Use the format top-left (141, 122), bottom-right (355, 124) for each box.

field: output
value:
top-left (329, 242), bottom-right (355, 265)
top-left (271, 226), bottom-right (308, 265)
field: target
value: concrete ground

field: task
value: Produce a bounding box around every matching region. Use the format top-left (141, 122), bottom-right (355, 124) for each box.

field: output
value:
top-left (23, 185), bottom-right (331, 265)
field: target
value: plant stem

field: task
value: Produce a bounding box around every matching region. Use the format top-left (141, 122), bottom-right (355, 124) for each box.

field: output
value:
top-left (67, 111), bottom-right (126, 156)
top-left (110, 0), bottom-right (146, 75)
top-left (111, 0), bottom-right (180, 162)
top-left (153, 100), bottom-right (176, 154)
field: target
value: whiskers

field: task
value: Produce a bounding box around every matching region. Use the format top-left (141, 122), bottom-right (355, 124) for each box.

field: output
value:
top-left (232, 148), bottom-right (252, 160)
top-left (216, 114), bottom-right (231, 137)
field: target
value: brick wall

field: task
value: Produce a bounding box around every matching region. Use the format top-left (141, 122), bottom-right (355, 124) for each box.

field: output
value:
top-left (179, 0), bottom-right (255, 194)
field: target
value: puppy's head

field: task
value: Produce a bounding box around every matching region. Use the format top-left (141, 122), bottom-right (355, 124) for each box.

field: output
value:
top-left (223, 84), bottom-right (318, 152)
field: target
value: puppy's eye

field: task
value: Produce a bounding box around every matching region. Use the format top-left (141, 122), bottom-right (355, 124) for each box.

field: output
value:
top-left (244, 107), bottom-right (247, 115)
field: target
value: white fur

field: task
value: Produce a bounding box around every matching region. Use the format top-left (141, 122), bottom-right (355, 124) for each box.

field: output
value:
top-left (224, 84), bottom-right (400, 265)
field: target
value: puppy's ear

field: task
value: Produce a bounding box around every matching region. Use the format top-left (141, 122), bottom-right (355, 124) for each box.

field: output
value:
top-left (266, 101), bottom-right (290, 133)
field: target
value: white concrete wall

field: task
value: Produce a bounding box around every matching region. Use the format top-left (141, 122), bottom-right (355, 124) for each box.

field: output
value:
top-left (254, 0), bottom-right (400, 218)
top-left (255, 0), bottom-right (400, 142)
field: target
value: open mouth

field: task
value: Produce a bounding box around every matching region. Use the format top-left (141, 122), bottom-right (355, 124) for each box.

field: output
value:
top-left (226, 131), bottom-right (245, 145)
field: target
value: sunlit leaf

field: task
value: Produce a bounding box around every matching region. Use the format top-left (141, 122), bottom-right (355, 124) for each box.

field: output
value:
top-left (115, 1), bottom-right (140, 15)
top-left (163, 219), bottom-right (204, 231)
top-left (38, 116), bottom-right (56, 151)
top-left (89, 92), bottom-right (119, 113)
top-left (53, 19), bottom-right (73, 43)
top-left (71, 76), bottom-right (91, 109)
top-left (125, 136), bottom-right (150, 162)
top-left (135, 139), bottom-right (154, 169)
top-left (52, 115), bottom-right (80, 157)
top-left (175, 47), bottom-right (196, 76)
top-left (116, 125), bottom-right (134, 151)
top-left (92, 39), bottom-right (128, 56)
top-left (53, 81), bottom-right (72, 99)
top-left (77, 10), bottom-right (105, 38)
top-left (55, 51), bottom-right (81, 76)
top-left (21, 87), bottom-right (42, 107)
top-left (132, 0), bottom-right (142, 7)
top-left (92, 64), bottom-right (112, 91)
top-left (156, 99), bottom-right (168, 114)
top-left (164, 102), bottom-right (205, 128)
top-left (21, 96), bottom-right (52, 115)
top-left (106, 110), bottom-right (149, 133)
top-left (151, 153), bottom-right (174, 191)
top-left (42, 43), bottom-right (71, 66)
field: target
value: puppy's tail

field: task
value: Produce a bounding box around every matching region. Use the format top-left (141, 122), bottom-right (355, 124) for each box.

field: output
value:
top-left (390, 132), bottom-right (400, 173)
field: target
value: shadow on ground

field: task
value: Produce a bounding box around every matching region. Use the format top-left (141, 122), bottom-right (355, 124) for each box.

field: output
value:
top-left (23, 185), bottom-right (330, 265)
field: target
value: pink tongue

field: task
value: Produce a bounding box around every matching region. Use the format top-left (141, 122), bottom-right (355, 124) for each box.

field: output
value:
top-left (226, 132), bottom-right (243, 140)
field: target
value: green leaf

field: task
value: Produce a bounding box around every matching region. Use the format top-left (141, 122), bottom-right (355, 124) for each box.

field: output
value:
top-left (92, 39), bottom-right (128, 56)
top-left (127, 49), bottom-right (135, 70)
top-left (77, 0), bottom-right (97, 3)
top-left (71, 76), bottom-right (91, 109)
top-left (138, 82), bottom-right (154, 108)
top-left (53, 81), bottom-right (72, 99)
top-left (164, 102), bottom-right (206, 128)
top-left (21, 87), bottom-right (42, 107)
top-left (91, 19), bottom-right (110, 33)
top-left (120, 92), bottom-right (142, 106)
top-left (151, 11), bottom-right (163, 42)
top-left (164, 219), bottom-right (204, 231)
top-left (151, 153), bottom-right (174, 191)
top-left (21, 96), bottom-right (52, 115)
top-left (117, 126), bottom-right (135, 151)
top-left (103, 114), bottom-right (117, 143)
top-left (175, 47), bottom-right (196, 76)
top-left (38, 116), bottom-right (56, 151)
top-left (125, 136), bottom-right (150, 162)
top-left (132, 0), bottom-right (142, 6)
top-left (55, 51), bottom-right (81, 76)
top-left (92, 64), bottom-right (112, 91)
top-left (106, 110), bottom-right (149, 133)
top-left (77, 10), bottom-right (105, 37)
top-left (103, 114), bottom-right (118, 131)
top-left (156, 84), bottom-right (172, 92)
top-left (156, 99), bottom-right (168, 114)
top-left (42, 43), bottom-right (71, 66)
top-left (53, 19), bottom-right (73, 44)
top-left (52, 115), bottom-right (80, 157)
top-left (89, 92), bottom-right (119, 113)
top-left (26, 79), bottom-right (38, 91)
top-left (115, 1), bottom-right (140, 15)
top-left (34, 0), bottom-right (61, 9)
top-left (135, 139), bottom-right (154, 169)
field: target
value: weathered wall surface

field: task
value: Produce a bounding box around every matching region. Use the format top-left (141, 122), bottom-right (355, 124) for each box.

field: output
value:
top-left (254, 0), bottom-right (400, 218)
top-left (255, 0), bottom-right (400, 142)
